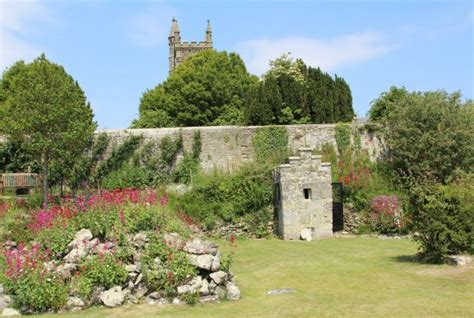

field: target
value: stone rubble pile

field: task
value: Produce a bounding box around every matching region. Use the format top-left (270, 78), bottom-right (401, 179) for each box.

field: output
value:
top-left (51, 229), bottom-right (240, 312)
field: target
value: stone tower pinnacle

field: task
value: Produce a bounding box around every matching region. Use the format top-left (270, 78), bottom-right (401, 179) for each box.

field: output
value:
top-left (206, 20), bottom-right (212, 43)
top-left (168, 18), bottom-right (214, 74)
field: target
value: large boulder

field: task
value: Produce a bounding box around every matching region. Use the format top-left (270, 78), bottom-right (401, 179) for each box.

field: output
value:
top-left (183, 238), bottom-right (218, 255)
top-left (209, 271), bottom-right (227, 285)
top-left (187, 254), bottom-right (214, 270)
top-left (100, 286), bottom-right (125, 308)
top-left (226, 283), bottom-right (241, 301)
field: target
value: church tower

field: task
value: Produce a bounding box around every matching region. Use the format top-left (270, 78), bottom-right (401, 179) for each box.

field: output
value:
top-left (168, 18), bottom-right (214, 74)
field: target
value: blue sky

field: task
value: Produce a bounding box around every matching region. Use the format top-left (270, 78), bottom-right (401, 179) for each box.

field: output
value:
top-left (1, 0), bottom-right (473, 129)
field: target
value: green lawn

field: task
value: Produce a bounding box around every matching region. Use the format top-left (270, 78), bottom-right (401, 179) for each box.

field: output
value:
top-left (38, 236), bottom-right (473, 318)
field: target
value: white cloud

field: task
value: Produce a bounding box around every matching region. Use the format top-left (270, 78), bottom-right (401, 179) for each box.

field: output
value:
top-left (238, 32), bottom-right (395, 76)
top-left (0, 0), bottom-right (52, 71)
top-left (127, 2), bottom-right (176, 47)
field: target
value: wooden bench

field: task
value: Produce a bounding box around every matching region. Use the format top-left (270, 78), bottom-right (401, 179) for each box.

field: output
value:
top-left (0, 173), bottom-right (39, 196)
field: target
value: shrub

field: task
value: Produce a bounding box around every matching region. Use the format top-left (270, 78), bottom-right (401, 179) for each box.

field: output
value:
top-left (81, 254), bottom-right (128, 289)
top-left (142, 234), bottom-right (196, 296)
top-left (410, 174), bottom-right (473, 262)
top-left (369, 195), bottom-right (403, 235)
top-left (102, 165), bottom-right (152, 189)
top-left (382, 90), bottom-right (473, 187)
top-left (179, 163), bottom-right (274, 234)
top-left (13, 271), bottom-right (68, 312)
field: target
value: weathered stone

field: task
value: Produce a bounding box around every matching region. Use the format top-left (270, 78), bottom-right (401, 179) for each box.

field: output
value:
top-left (199, 295), bottom-right (219, 304)
top-left (300, 228), bottom-right (313, 241)
top-left (199, 279), bottom-right (210, 295)
top-left (133, 252), bottom-right (142, 264)
top-left (66, 296), bottom-right (84, 309)
top-left (157, 298), bottom-right (170, 305)
top-left (177, 285), bottom-right (191, 295)
top-left (215, 286), bottom-right (226, 300)
top-left (209, 271), bottom-right (227, 285)
top-left (164, 233), bottom-right (183, 249)
top-left (125, 264), bottom-right (139, 272)
top-left (210, 252), bottom-right (220, 272)
top-left (183, 238), bottom-right (218, 255)
top-left (172, 298), bottom-right (181, 305)
top-left (90, 286), bottom-right (105, 305)
top-left (68, 229), bottom-right (93, 249)
top-left (446, 255), bottom-right (472, 266)
top-left (208, 280), bottom-right (217, 292)
top-left (103, 124), bottom-right (381, 177)
top-left (148, 292), bottom-right (160, 300)
top-left (132, 232), bottom-right (148, 248)
top-left (226, 283), bottom-right (241, 301)
top-left (134, 284), bottom-right (148, 299)
top-left (187, 254), bottom-right (214, 270)
top-left (134, 273), bottom-right (143, 285)
top-left (267, 288), bottom-right (297, 295)
top-left (63, 246), bottom-right (89, 263)
top-left (56, 263), bottom-right (77, 279)
top-left (1, 308), bottom-right (20, 316)
top-left (100, 286), bottom-right (124, 307)
top-left (0, 295), bottom-right (12, 311)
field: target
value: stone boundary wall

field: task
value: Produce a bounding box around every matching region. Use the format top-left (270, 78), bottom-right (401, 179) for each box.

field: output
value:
top-left (100, 123), bottom-right (382, 173)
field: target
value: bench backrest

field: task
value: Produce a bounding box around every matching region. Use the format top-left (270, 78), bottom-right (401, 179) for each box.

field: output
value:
top-left (1, 173), bottom-right (39, 188)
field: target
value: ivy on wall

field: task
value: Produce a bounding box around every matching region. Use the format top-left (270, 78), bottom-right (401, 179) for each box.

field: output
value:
top-left (252, 126), bottom-right (289, 163)
top-left (335, 123), bottom-right (351, 155)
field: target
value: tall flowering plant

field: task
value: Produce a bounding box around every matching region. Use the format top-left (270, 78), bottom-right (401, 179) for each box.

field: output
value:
top-left (369, 195), bottom-right (402, 234)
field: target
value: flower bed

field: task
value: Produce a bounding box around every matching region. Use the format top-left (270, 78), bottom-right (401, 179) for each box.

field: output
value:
top-left (0, 189), bottom-right (239, 315)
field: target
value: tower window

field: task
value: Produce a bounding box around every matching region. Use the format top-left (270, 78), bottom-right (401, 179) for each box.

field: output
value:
top-left (303, 188), bottom-right (312, 200)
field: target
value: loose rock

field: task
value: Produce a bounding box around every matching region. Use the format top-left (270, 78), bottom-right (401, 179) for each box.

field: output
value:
top-left (1, 308), bottom-right (20, 316)
top-left (100, 286), bottom-right (125, 308)
top-left (446, 255), bottom-right (472, 266)
top-left (267, 288), bottom-right (297, 295)
top-left (226, 283), bottom-right (241, 301)
top-left (300, 228), bottom-right (312, 241)
top-left (184, 238), bottom-right (218, 255)
top-left (210, 271), bottom-right (227, 285)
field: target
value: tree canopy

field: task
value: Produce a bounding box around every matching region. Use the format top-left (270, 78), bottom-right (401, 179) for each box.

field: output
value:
top-left (245, 54), bottom-right (355, 125)
top-left (0, 54), bottom-right (96, 204)
top-left (378, 88), bottom-right (473, 187)
top-left (368, 86), bottom-right (410, 121)
top-left (133, 50), bottom-right (258, 128)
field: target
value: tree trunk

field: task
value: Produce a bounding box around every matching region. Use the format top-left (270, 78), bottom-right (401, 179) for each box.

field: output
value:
top-left (42, 154), bottom-right (49, 207)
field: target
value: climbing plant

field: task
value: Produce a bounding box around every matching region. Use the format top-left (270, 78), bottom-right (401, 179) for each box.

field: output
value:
top-left (252, 126), bottom-right (289, 163)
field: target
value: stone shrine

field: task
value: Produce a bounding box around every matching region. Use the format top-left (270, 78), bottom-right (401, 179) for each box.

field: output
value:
top-left (273, 148), bottom-right (333, 240)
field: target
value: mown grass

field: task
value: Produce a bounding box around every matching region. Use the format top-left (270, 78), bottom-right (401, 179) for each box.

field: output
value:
top-left (36, 236), bottom-right (473, 318)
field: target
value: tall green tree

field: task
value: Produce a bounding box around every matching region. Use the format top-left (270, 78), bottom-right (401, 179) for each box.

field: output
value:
top-left (245, 54), bottom-right (354, 125)
top-left (246, 76), bottom-right (282, 125)
top-left (368, 86), bottom-right (409, 121)
top-left (380, 89), bottom-right (473, 187)
top-left (133, 50), bottom-right (258, 128)
top-left (0, 54), bottom-right (96, 204)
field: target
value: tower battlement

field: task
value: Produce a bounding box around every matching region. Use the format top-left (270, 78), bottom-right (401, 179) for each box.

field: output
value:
top-left (168, 18), bottom-right (213, 74)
